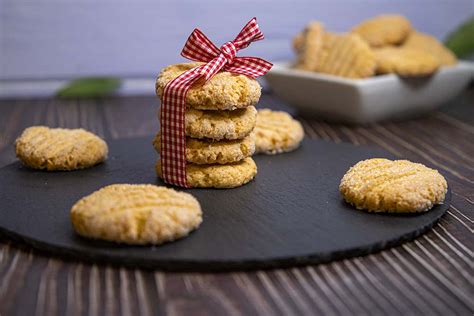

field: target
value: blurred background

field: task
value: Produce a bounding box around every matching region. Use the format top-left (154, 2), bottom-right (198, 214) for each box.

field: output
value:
top-left (1, 0), bottom-right (473, 97)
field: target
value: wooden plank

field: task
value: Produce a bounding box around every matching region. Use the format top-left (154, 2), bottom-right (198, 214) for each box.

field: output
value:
top-left (0, 92), bottom-right (472, 315)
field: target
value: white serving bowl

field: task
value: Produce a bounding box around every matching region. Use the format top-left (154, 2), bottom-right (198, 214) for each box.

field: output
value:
top-left (265, 61), bottom-right (474, 123)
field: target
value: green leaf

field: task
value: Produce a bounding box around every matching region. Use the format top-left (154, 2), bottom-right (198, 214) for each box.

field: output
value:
top-left (445, 17), bottom-right (474, 58)
top-left (56, 77), bottom-right (121, 98)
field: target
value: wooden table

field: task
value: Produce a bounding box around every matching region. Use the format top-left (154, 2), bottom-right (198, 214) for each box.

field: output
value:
top-left (0, 90), bottom-right (472, 315)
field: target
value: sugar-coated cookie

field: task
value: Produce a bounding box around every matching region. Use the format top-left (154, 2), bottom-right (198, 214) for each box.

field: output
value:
top-left (293, 24), bottom-right (376, 79)
top-left (15, 126), bottom-right (108, 171)
top-left (316, 32), bottom-right (376, 78)
top-left (293, 22), bottom-right (326, 71)
top-left (156, 157), bottom-right (257, 189)
top-left (153, 132), bottom-right (255, 165)
top-left (156, 63), bottom-right (261, 110)
top-left (352, 15), bottom-right (412, 47)
top-left (339, 158), bottom-right (447, 213)
top-left (374, 47), bottom-right (440, 76)
top-left (403, 31), bottom-right (457, 66)
top-left (292, 31), bottom-right (304, 53)
top-left (159, 106), bottom-right (257, 140)
top-left (255, 109), bottom-right (304, 155)
top-left (71, 184), bottom-right (202, 244)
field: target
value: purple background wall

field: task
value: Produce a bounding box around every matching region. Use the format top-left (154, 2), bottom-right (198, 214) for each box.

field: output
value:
top-left (1, 0), bottom-right (473, 80)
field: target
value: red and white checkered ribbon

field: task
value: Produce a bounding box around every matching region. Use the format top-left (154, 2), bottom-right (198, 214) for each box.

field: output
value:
top-left (160, 17), bottom-right (273, 187)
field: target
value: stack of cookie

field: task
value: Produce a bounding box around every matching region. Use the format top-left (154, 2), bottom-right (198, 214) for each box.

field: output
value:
top-left (154, 62), bottom-right (260, 189)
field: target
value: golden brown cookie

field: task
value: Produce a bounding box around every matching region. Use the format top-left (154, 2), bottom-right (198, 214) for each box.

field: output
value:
top-left (153, 132), bottom-right (255, 165)
top-left (156, 62), bottom-right (261, 110)
top-left (315, 32), bottom-right (377, 78)
top-left (374, 47), bottom-right (440, 76)
top-left (156, 157), bottom-right (257, 189)
top-left (255, 109), bottom-right (304, 154)
top-left (15, 126), bottom-right (108, 171)
top-left (293, 22), bottom-right (326, 71)
top-left (71, 184), bottom-right (202, 245)
top-left (292, 21), bottom-right (376, 78)
top-left (294, 26), bottom-right (376, 78)
top-left (403, 31), bottom-right (457, 66)
top-left (159, 106), bottom-right (257, 140)
top-left (339, 158), bottom-right (447, 213)
top-left (351, 14), bottom-right (412, 47)
top-left (292, 31), bottom-right (304, 53)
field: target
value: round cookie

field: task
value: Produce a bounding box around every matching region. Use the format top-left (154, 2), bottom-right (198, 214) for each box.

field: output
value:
top-left (156, 157), bottom-right (257, 189)
top-left (351, 15), bottom-right (412, 47)
top-left (314, 32), bottom-right (376, 79)
top-left (293, 22), bottom-right (325, 71)
top-left (156, 62), bottom-right (261, 110)
top-left (159, 106), bottom-right (257, 140)
top-left (255, 109), bottom-right (304, 155)
top-left (292, 31), bottom-right (304, 53)
top-left (339, 158), bottom-right (448, 213)
top-left (293, 24), bottom-right (376, 78)
top-left (153, 132), bottom-right (255, 165)
top-left (15, 126), bottom-right (108, 171)
top-left (374, 47), bottom-right (440, 76)
top-left (403, 31), bottom-right (457, 66)
top-left (71, 184), bottom-right (202, 245)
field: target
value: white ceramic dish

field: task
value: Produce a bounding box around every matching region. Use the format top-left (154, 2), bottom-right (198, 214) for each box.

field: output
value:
top-left (265, 61), bottom-right (474, 123)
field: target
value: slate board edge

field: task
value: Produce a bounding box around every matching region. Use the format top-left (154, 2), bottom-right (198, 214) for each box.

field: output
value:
top-left (0, 190), bottom-right (450, 272)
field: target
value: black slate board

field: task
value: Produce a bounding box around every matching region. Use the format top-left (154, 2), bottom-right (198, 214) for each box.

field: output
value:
top-left (0, 137), bottom-right (449, 271)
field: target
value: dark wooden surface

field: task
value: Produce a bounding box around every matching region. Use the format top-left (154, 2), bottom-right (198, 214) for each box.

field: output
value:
top-left (0, 91), bottom-right (472, 315)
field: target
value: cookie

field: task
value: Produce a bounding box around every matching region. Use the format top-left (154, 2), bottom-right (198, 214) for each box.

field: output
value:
top-left (316, 32), bottom-right (377, 78)
top-left (156, 62), bottom-right (261, 110)
top-left (339, 158), bottom-right (447, 213)
top-left (374, 47), bottom-right (440, 76)
top-left (255, 109), bottom-right (304, 155)
top-left (403, 31), bottom-right (457, 66)
top-left (293, 22), bottom-right (326, 71)
top-left (294, 27), bottom-right (376, 78)
top-left (71, 184), bottom-right (202, 245)
top-left (159, 106), bottom-right (257, 140)
top-left (153, 132), bottom-right (255, 165)
top-left (295, 29), bottom-right (375, 79)
top-left (156, 157), bottom-right (257, 188)
top-left (292, 31), bottom-right (304, 53)
top-left (351, 15), bottom-right (412, 47)
top-left (15, 126), bottom-right (108, 171)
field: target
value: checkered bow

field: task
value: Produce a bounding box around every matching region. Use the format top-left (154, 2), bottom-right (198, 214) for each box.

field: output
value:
top-left (160, 18), bottom-right (273, 187)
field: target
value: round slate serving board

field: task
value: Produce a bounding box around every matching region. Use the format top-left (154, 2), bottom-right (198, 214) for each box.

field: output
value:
top-left (0, 137), bottom-right (449, 271)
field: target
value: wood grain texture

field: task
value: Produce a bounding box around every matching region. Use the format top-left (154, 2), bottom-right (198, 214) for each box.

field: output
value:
top-left (0, 91), bottom-right (473, 315)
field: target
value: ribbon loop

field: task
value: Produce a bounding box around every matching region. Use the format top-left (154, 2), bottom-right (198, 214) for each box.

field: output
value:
top-left (231, 17), bottom-right (265, 50)
top-left (161, 18), bottom-right (272, 187)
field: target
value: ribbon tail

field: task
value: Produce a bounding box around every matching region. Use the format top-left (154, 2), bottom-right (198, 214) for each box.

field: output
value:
top-left (160, 65), bottom-right (205, 188)
top-left (200, 55), bottom-right (229, 81)
top-left (225, 57), bottom-right (273, 78)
